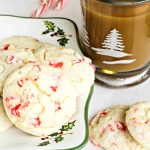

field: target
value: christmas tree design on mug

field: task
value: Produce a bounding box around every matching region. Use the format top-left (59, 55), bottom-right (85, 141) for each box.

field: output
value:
top-left (92, 29), bottom-right (136, 64)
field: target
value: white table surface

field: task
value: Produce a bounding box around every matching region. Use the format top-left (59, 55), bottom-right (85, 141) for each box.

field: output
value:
top-left (1, 1), bottom-right (150, 150)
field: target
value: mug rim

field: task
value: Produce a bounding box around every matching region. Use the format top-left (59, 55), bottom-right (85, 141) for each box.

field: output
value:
top-left (97, 0), bottom-right (150, 6)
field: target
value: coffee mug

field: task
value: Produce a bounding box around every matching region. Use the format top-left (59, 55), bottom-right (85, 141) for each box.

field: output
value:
top-left (81, 0), bottom-right (150, 87)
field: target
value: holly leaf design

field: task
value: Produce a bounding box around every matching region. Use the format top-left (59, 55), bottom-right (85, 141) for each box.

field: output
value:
top-left (37, 120), bottom-right (76, 147)
top-left (42, 29), bottom-right (50, 35)
top-left (42, 20), bottom-right (71, 47)
top-left (49, 132), bottom-right (59, 137)
top-left (61, 121), bottom-right (76, 131)
top-left (57, 37), bottom-right (69, 47)
top-left (54, 135), bottom-right (64, 143)
top-left (38, 141), bottom-right (50, 146)
top-left (42, 21), bottom-right (55, 34)
top-left (57, 27), bottom-right (65, 36)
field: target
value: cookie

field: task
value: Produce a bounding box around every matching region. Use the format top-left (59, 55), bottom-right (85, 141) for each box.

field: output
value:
top-left (0, 47), bottom-right (35, 95)
top-left (3, 63), bottom-right (77, 136)
top-left (34, 46), bottom-right (95, 95)
top-left (0, 36), bottom-right (43, 51)
top-left (89, 106), bottom-right (144, 150)
top-left (126, 102), bottom-right (150, 149)
top-left (0, 97), bottom-right (12, 132)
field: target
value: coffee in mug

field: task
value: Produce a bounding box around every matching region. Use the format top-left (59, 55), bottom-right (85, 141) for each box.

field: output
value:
top-left (81, 0), bottom-right (150, 87)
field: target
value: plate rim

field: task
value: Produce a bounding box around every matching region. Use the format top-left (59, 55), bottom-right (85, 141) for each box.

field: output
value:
top-left (0, 15), bottom-right (94, 150)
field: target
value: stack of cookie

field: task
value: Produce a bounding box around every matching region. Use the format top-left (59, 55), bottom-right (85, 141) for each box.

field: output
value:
top-left (89, 102), bottom-right (150, 150)
top-left (0, 36), bottom-right (95, 136)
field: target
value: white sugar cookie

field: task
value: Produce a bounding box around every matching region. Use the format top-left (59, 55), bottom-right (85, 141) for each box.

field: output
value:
top-left (34, 46), bottom-right (95, 95)
top-left (126, 102), bottom-right (150, 149)
top-left (3, 63), bottom-right (77, 136)
top-left (0, 48), bottom-right (35, 95)
top-left (0, 36), bottom-right (43, 51)
top-left (0, 97), bottom-right (12, 132)
top-left (89, 106), bottom-right (144, 150)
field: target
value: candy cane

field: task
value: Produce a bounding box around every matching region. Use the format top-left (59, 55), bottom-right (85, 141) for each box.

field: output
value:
top-left (32, 3), bottom-right (48, 18)
top-left (40, 0), bottom-right (47, 5)
top-left (55, 0), bottom-right (65, 10)
top-left (47, 0), bottom-right (55, 8)
top-left (32, 0), bottom-right (67, 18)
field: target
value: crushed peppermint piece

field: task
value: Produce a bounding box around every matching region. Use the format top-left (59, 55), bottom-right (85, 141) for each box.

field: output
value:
top-left (7, 55), bottom-right (16, 64)
top-left (10, 104), bottom-right (21, 117)
top-left (5, 96), bottom-right (16, 102)
top-left (32, 117), bottom-right (41, 127)
top-left (116, 122), bottom-right (126, 131)
top-left (99, 111), bottom-right (108, 117)
top-left (49, 62), bottom-right (64, 68)
top-left (33, 64), bottom-right (41, 71)
top-left (108, 124), bottom-right (115, 132)
top-left (50, 86), bottom-right (58, 92)
top-left (74, 57), bottom-right (85, 64)
top-left (2, 44), bottom-right (9, 50)
top-left (17, 79), bottom-right (24, 88)
top-left (55, 101), bottom-right (62, 112)
top-left (90, 137), bottom-right (101, 147)
top-left (22, 101), bottom-right (30, 109)
top-left (33, 77), bottom-right (39, 81)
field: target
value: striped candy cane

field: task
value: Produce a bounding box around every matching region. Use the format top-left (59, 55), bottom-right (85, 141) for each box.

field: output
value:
top-left (32, 3), bottom-right (48, 18)
top-left (32, 0), bottom-right (66, 18)
top-left (55, 0), bottom-right (65, 10)
top-left (40, 0), bottom-right (47, 5)
top-left (47, 0), bottom-right (55, 8)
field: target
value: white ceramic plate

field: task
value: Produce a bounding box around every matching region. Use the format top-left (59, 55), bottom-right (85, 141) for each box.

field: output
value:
top-left (0, 15), bottom-right (94, 150)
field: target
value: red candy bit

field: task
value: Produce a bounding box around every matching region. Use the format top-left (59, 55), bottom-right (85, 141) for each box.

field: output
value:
top-left (50, 86), bottom-right (58, 92)
top-left (32, 117), bottom-right (41, 127)
top-left (49, 62), bottom-right (64, 68)
top-left (145, 120), bottom-right (149, 124)
top-left (55, 101), bottom-right (62, 112)
top-left (74, 57), bottom-right (85, 64)
top-left (99, 128), bottom-right (106, 137)
top-left (5, 96), bottom-right (16, 102)
top-left (10, 104), bottom-right (21, 117)
top-left (33, 77), bottom-right (39, 81)
top-left (5, 97), bottom-right (9, 102)
top-left (17, 79), bottom-right (24, 88)
top-left (90, 137), bottom-right (101, 147)
top-left (116, 122), bottom-right (126, 131)
top-left (22, 101), bottom-right (30, 109)
top-left (2, 44), bottom-right (9, 50)
top-left (108, 124), bottom-right (115, 132)
top-left (99, 111), bottom-right (108, 117)
top-left (7, 55), bottom-right (15, 64)
top-left (33, 64), bottom-right (41, 71)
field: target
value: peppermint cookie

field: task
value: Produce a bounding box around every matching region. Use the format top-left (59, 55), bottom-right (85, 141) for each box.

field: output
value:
top-left (0, 48), bottom-right (35, 95)
top-left (3, 63), bottom-right (77, 136)
top-left (126, 102), bottom-right (150, 149)
top-left (34, 46), bottom-right (95, 95)
top-left (0, 36), bottom-right (43, 51)
top-left (0, 97), bottom-right (12, 132)
top-left (89, 106), bottom-right (144, 150)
